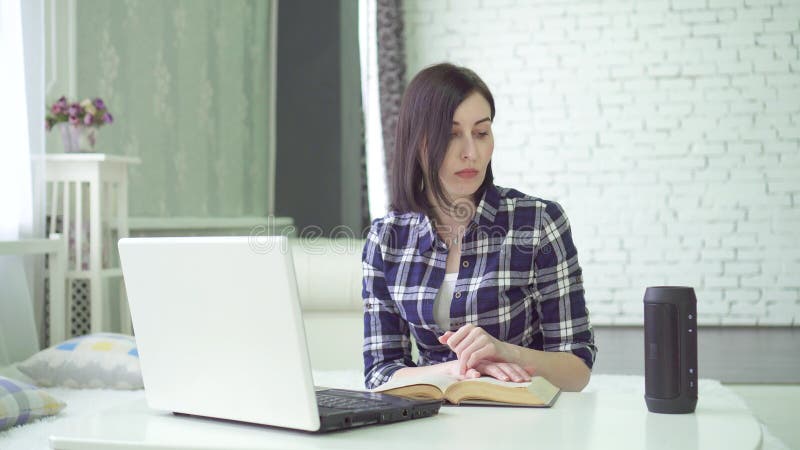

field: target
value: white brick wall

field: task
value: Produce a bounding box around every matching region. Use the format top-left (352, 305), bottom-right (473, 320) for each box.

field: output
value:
top-left (404, 0), bottom-right (800, 326)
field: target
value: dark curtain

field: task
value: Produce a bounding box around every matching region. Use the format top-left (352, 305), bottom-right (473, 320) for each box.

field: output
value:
top-left (376, 0), bottom-right (406, 205)
top-left (359, 102), bottom-right (370, 232)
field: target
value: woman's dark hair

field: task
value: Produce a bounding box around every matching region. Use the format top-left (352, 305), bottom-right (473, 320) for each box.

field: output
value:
top-left (389, 62), bottom-right (495, 214)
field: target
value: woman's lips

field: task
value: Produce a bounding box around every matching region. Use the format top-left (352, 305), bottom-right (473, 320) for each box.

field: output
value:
top-left (455, 169), bottom-right (479, 179)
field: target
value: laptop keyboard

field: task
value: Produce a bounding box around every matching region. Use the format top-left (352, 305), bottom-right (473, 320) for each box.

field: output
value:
top-left (316, 392), bottom-right (392, 410)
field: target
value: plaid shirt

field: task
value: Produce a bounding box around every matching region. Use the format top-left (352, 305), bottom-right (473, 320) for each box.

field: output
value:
top-left (362, 184), bottom-right (596, 389)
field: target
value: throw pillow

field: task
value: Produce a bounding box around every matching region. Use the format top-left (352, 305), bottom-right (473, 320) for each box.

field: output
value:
top-left (18, 333), bottom-right (142, 389)
top-left (0, 376), bottom-right (65, 431)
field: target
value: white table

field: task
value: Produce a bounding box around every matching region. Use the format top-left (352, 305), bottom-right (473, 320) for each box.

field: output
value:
top-left (49, 374), bottom-right (762, 450)
top-left (0, 234), bottom-right (67, 345)
top-left (45, 153), bottom-right (140, 336)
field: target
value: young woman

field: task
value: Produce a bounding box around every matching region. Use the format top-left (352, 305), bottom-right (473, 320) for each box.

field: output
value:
top-left (362, 63), bottom-right (596, 392)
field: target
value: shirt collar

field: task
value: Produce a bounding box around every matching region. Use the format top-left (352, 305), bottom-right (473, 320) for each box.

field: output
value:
top-left (471, 183), bottom-right (500, 229)
top-left (416, 184), bottom-right (500, 253)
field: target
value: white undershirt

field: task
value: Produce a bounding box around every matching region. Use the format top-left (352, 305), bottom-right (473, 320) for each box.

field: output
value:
top-left (433, 272), bottom-right (459, 330)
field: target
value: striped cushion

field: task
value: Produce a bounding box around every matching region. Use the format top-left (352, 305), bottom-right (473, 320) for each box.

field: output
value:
top-left (0, 376), bottom-right (65, 431)
top-left (18, 333), bottom-right (142, 390)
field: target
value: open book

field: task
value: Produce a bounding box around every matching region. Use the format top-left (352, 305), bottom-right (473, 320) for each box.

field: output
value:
top-left (371, 374), bottom-right (560, 407)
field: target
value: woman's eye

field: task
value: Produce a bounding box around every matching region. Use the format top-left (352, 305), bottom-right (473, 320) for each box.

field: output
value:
top-left (476, 131), bottom-right (489, 137)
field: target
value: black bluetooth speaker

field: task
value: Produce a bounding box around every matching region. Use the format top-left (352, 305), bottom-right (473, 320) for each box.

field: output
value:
top-left (644, 286), bottom-right (698, 414)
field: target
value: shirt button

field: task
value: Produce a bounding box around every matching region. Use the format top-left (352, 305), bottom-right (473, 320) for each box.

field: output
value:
top-left (454, 292), bottom-right (462, 299)
top-left (462, 260), bottom-right (469, 268)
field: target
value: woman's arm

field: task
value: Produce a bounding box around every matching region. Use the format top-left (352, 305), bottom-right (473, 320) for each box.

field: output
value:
top-left (530, 201), bottom-right (595, 389)
top-left (391, 360), bottom-right (467, 379)
top-left (362, 223), bottom-right (416, 389)
top-left (504, 344), bottom-right (590, 391)
top-left (439, 326), bottom-right (590, 391)
top-left (391, 358), bottom-right (533, 383)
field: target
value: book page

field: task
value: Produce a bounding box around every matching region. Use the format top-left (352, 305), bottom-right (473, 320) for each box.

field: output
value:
top-left (444, 376), bottom-right (560, 407)
top-left (525, 377), bottom-right (560, 404)
top-left (370, 373), bottom-right (459, 394)
top-left (459, 376), bottom-right (532, 388)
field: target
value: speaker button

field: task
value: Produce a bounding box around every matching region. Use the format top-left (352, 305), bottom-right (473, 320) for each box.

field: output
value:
top-left (689, 368), bottom-right (694, 374)
top-left (688, 328), bottom-right (693, 333)
top-left (688, 314), bottom-right (693, 319)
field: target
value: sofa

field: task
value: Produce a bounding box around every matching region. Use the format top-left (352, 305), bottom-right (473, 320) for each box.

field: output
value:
top-left (291, 237), bottom-right (370, 371)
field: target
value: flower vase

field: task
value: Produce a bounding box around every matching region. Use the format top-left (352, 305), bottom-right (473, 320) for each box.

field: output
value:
top-left (59, 124), bottom-right (97, 153)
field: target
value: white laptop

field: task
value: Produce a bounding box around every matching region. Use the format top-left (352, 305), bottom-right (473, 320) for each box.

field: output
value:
top-left (117, 236), bottom-right (440, 432)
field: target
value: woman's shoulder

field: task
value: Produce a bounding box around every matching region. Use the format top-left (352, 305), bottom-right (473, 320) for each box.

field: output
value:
top-left (493, 185), bottom-right (566, 219)
top-left (369, 210), bottom-right (425, 229)
top-left (366, 211), bottom-right (428, 247)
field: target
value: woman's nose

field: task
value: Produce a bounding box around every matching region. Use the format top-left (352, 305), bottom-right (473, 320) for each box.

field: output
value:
top-left (461, 137), bottom-right (477, 160)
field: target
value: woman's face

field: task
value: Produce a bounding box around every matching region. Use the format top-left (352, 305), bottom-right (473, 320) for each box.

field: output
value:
top-left (434, 92), bottom-right (494, 205)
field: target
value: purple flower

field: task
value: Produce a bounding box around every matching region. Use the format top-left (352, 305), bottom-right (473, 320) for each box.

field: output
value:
top-left (45, 95), bottom-right (114, 131)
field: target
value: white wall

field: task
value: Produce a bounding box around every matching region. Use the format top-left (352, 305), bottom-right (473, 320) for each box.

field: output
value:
top-left (404, 0), bottom-right (800, 326)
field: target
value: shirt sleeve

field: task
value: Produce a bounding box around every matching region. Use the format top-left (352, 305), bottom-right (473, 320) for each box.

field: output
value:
top-left (362, 221), bottom-right (416, 389)
top-left (533, 201), bottom-right (597, 369)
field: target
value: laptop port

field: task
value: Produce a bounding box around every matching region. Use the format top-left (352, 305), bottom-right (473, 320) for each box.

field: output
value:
top-left (343, 416), bottom-right (352, 427)
top-left (402, 409), bottom-right (409, 417)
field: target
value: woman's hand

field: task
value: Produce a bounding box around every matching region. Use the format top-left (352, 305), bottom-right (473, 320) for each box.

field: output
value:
top-left (435, 356), bottom-right (531, 383)
top-left (472, 361), bottom-right (531, 382)
top-left (391, 358), bottom-right (528, 383)
top-left (439, 324), bottom-right (531, 378)
top-left (435, 359), bottom-right (482, 380)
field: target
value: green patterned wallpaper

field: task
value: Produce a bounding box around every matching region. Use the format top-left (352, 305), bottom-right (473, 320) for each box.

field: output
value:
top-left (46, 0), bottom-right (276, 217)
